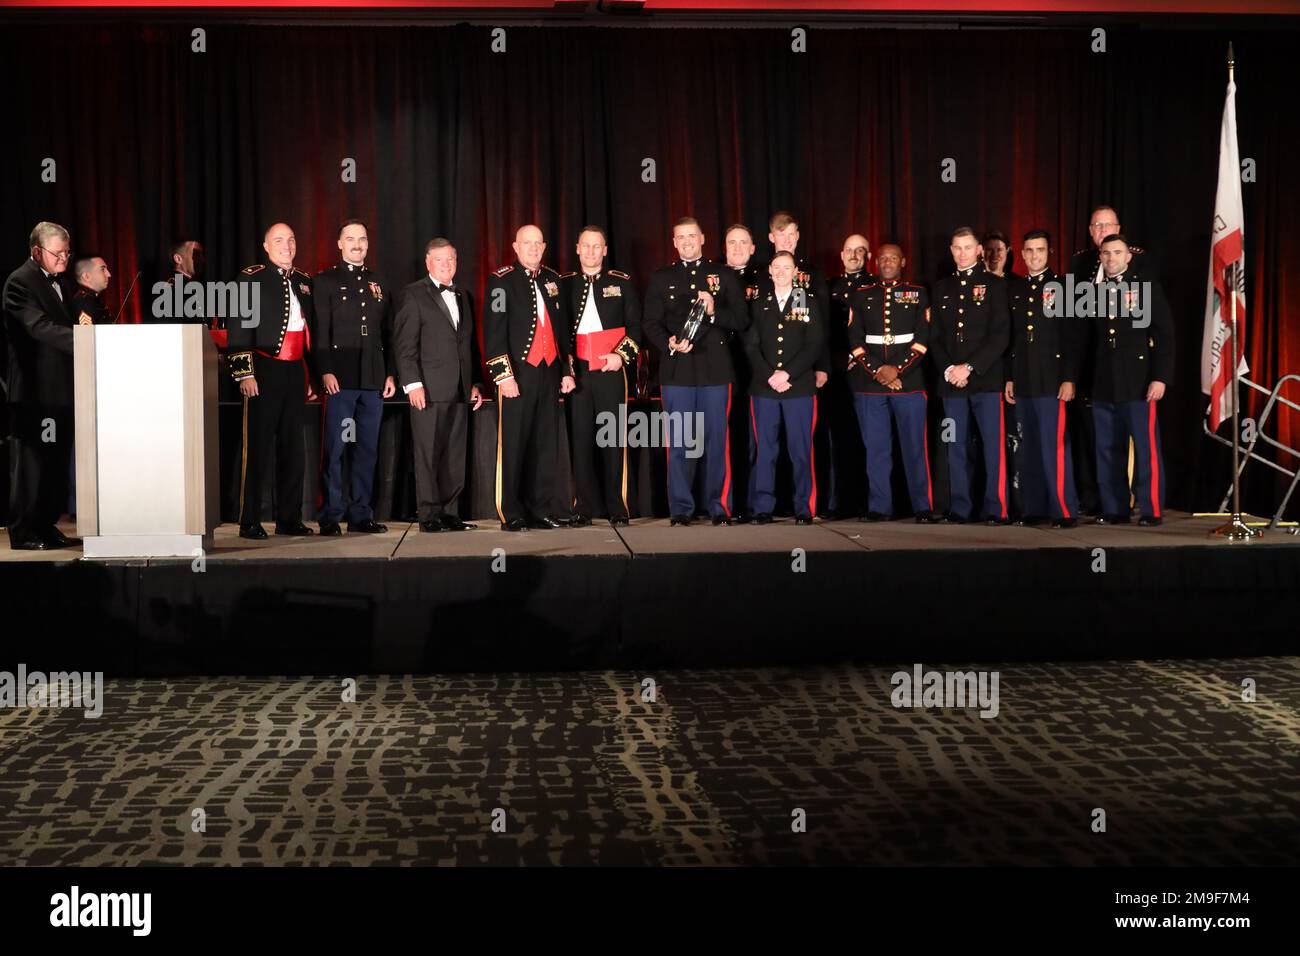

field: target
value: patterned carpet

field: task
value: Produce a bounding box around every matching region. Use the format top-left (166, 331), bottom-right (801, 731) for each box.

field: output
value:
top-left (1, 658), bottom-right (1297, 865)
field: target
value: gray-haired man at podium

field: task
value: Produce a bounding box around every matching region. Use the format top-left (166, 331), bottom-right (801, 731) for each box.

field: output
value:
top-left (227, 223), bottom-right (319, 540)
top-left (2, 222), bottom-right (81, 550)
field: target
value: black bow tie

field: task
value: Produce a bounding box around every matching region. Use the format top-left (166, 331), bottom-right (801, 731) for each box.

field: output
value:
top-left (46, 273), bottom-right (58, 285)
top-left (434, 282), bottom-right (454, 294)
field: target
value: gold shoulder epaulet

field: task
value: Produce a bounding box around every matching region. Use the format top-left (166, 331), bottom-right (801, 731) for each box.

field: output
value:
top-left (609, 269), bottom-right (631, 280)
top-left (559, 271), bottom-right (577, 279)
top-left (293, 268), bottom-right (312, 280)
top-left (539, 265), bottom-right (559, 277)
top-left (493, 265), bottom-right (514, 278)
top-left (241, 264), bottom-right (265, 276)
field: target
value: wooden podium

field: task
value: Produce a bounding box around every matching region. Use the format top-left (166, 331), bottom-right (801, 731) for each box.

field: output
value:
top-left (74, 324), bottom-right (220, 558)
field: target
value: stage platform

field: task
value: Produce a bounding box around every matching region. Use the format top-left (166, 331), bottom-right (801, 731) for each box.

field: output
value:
top-left (3, 512), bottom-right (1297, 675)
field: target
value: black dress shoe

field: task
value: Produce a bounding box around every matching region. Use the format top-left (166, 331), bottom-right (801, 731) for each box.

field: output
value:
top-left (440, 515), bottom-right (476, 531)
top-left (753, 512), bottom-right (774, 525)
top-left (501, 518), bottom-right (528, 532)
top-left (44, 526), bottom-right (80, 547)
top-left (669, 514), bottom-right (693, 526)
top-left (861, 511), bottom-right (891, 523)
top-left (1051, 517), bottom-right (1079, 529)
top-left (348, 519), bottom-right (388, 534)
top-left (275, 522), bottom-right (315, 536)
top-left (527, 516), bottom-right (563, 530)
top-left (711, 515), bottom-right (733, 526)
top-left (1014, 516), bottom-right (1045, 527)
top-left (944, 513), bottom-right (967, 525)
top-left (1137, 515), bottom-right (1163, 527)
top-left (419, 519), bottom-right (443, 533)
top-left (569, 515), bottom-right (593, 528)
top-left (608, 515), bottom-right (629, 527)
top-left (239, 524), bottom-right (269, 540)
top-left (733, 512), bottom-right (753, 525)
top-left (319, 522), bottom-right (343, 536)
top-left (795, 514), bottom-right (814, 525)
top-left (914, 511), bottom-right (946, 524)
top-left (982, 516), bottom-right (1011, 526)
top-left (10, 537), bottom-right (50, 551)
top-left (1094, 514), bottom-right (1131, 525)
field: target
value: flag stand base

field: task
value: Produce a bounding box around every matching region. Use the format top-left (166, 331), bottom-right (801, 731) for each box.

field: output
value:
top-left (1211, 512), bottom-right (1262, 540)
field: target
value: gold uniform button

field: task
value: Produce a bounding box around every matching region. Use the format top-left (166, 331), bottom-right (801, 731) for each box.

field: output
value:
top-left (1027, 324), bottom-right (1034, 331)
top-left (1027, 310), bottom-right (1033, 317)
top-left (777, 336), bottom-right (783, 342)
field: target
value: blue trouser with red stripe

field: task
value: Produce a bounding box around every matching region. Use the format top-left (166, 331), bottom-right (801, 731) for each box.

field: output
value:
top-left (853, 391), bottom-right (932, 516)
top-left (1092, 399), bottom-right (1165, 519)
top-left (749, 394), bottom-right (816, 517)
top-left (662, 384), bottom-right (733, 518)
top-left (943, 391), bottom-right (1008, 521)
top-left (1015, 395), bottom-right (1079, 520)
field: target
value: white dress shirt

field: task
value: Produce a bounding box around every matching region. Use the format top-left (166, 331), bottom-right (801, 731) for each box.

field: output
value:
top-left (577, 274), bottom-right (602, 334)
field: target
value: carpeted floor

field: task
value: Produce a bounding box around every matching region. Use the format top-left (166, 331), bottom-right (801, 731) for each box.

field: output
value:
top-left (1, 658), bottom-right (1297, 865)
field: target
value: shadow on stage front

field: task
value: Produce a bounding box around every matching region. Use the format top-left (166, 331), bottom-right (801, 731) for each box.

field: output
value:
top-left (2, 512), bottom-right (1296, 675)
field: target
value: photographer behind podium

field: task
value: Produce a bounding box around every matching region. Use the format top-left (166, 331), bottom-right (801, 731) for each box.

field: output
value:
top-left (227, 222), bottom-right (319, 540)
top-left (1, 221), bottom-right (80, 550)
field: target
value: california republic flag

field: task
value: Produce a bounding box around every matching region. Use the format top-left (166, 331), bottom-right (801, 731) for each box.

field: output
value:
top-left (1200, 69), bottom-right (1248, 432)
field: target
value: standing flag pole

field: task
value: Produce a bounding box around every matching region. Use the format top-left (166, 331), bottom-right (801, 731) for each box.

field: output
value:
top-left (1207, 41), bottom-right (1259, 540)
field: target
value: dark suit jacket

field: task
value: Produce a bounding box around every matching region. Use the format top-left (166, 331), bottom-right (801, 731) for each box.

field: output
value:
top-left (394, 276), bottom-right (482, 403)
top-left (2, 258), bottom-right (75, 407)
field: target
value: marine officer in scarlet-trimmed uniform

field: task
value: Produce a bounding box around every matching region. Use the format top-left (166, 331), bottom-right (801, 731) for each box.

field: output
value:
top-left (560, 226), bottom-right (641, 527)
top-left (227, 222), bottom-right (319, 539)
top-left (484, 224), bottom-right (575, 532)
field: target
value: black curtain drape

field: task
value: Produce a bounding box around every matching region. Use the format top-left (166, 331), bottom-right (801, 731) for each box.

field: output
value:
top-left (4, 19), bottom-right (1299, 515)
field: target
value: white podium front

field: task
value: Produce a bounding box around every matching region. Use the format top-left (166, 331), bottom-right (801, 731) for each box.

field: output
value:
top-left (74, 324), bottom-right (220, 558)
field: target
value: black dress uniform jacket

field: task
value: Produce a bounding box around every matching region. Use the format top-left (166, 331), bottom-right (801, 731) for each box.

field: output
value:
top-left (1007, 268), bottom-right (1080, 398)
top-left (227, 263), bottom-right (319, 380)
top-left (69, 285), bottom-right (110, 326)
top-left (744, 287), bottom-right (825, 399)
top-left (1069, 244), bottom-right (1156, 284)
top-left (929, 262), bottom-right (1010, 396)
top-left (643, 259), bottom-right (747, 387)
top-left (560, 269), bottom-right (642, 368)
top-left (483, 263), bottom-right (571, 383)
top-left (827, 270), bottom-right (874, 358)
top-left (1089, 269), bottom-right (1176, 403)
top-left (846, 279), bottom-right (930, 394)
top-left (313, 261), bottom-right (395, 390)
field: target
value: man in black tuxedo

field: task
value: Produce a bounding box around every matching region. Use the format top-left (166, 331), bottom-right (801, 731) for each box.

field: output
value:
top-left (395, 238), bottom-right (483, 533)
top-left (2, 222), bottom-right (79, 550)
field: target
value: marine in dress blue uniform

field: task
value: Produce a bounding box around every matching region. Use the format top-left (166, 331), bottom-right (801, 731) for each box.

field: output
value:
top-left (929, 227), bottom-right (1011, 524)
top-left (744, 252), bottom-right (825, 523)
top-left (845, 243), bottom-right (936, 522)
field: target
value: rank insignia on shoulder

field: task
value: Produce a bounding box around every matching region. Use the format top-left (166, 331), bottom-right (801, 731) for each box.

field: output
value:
top-left (609, 270), bottom-right (630, 280)
top-left (78, 311), bottom-right (93, 326)
top-left (559, 271), bottom-right (577, 279)
top-left (368, 281), bottom-right (383, 302)
top-left (241, 264), bottom-right (265, 275)
top-left (602, 285), bottom-right (622, 297)
top-left (493, 265), bottom-right (514, 277)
